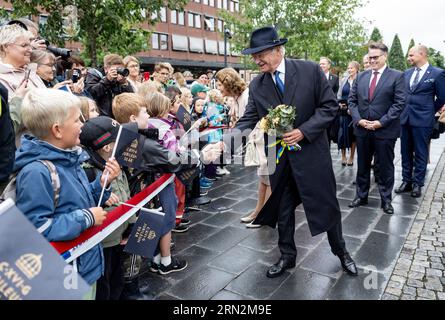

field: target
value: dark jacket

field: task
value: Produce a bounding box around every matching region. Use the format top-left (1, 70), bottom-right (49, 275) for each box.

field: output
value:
top-left (401, 65), bottom-right (445, 128)
top-left (0, 83), bottom-right (14, 184)
top-left (85, 68), bottom-right (134, 118)
top-left (235, 58), bottom-right (341, 236)
top-left (327, 72), bottom-right (339, 96)
top-left (348, 67), bottom-right (405, 139)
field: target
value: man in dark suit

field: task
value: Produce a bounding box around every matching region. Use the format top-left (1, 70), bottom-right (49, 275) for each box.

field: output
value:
top-left (395, 45), bottom-right (445, 198)
top-left (232, 26), bottom-right (357, 278)
top-left (348, 42), bottom-right (405, 214)
top-left (320, 57), bottom-right (339, 95)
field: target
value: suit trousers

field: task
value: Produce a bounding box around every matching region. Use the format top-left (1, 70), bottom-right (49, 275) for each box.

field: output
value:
top-left (277, 154), bottom-right (347, 260)
top-left (356, 134), bottom-right (396, 204)
top-left (401, 125), bottom-right (433, 187)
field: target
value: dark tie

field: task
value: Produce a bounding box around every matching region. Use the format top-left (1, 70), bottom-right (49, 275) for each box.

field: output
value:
top-left (274, 70), bottom-right (285, 96)
top-left (368, 71), bottom-right (379, 100)
top-left (411, 67), bottom-right (421, 90)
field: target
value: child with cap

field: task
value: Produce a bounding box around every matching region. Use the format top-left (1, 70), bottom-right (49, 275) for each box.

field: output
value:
top-left (191, 83), bottom-right (209, 99)
top-left (79, 116), bottom-right (137, 300)
top-left (14, 89), bottom-right (121, 297)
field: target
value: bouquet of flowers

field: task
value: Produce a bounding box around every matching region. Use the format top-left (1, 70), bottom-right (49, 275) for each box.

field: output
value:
top-left (259, 104), bottom-right (301, 163)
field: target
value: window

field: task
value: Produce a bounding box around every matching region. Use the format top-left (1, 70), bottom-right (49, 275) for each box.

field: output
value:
top-left (204, 16), bottom-right (215, 31)
top-left (178, 11), bottom-right (185, 25)
top-left (223, 0), bottom-right (228, 10)
top-left (195, 14), bottom-right (201, 28)
top-left (209, 0), bottom-right (215, 6)
top-left (189, 37), bottom-right (204, 53)
top-left (234, 0), bottom-right (239, 11)
top-left (171, 10), bottom-right (177, 24)
top-left (194, 0), bottom-right (201, 2)
top-left (218, 19), bottom-right (224, 32)
top-left (188, 12), bottom-right (201, 28)
top-left (172, 34), bottom-right (188, 51)
top-left (152, 33), bottom-right (168, 50)
top-left (205, 39), bottom-right (218, 54)
top-left (218, 40), bottom-right (230, 55)
top-left (160, 7), bottom-right (167, 22)
top-left (203, 0), bottom-right (209, 5)
top-left (229, 0), bottom-right (235, 12)
top-left (217, 0), bottom-right (222, 9)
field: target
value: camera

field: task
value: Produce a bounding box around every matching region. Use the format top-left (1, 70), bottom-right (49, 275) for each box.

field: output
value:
top-left (116, 67), bottom-right (129, 77)
top-left (71, 68), bottom-right (81, 83)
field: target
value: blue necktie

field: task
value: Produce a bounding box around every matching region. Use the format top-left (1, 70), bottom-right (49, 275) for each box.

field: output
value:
top-left (274, 70), bottom-right (285, 96)
top-left (411, 67), bottom-right (421, 90)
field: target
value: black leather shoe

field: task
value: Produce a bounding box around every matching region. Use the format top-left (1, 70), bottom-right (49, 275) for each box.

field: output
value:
top-left (266, 258), bottom-right (296, 278)
top-left (382, 202), bottom-right (394, 214)
top-left (348, 197), bottom-right (368, 208)
top-left (411, 185), bottom-right (422, 198)
top-left (395, 182), bottom-right (412, 194)
top-left (338, 253), bottom-right (358, 276)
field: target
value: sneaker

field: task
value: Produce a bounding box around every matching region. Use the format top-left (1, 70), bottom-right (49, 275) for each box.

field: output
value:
top-left (200, 190), bottom-right (208, 196)
top-left (216, 167), bottom-right (227, 176)
top-left (200, 180), bottom-right (212, 189)
top-left (172, 224), bottom-right (189, 233)
top-left (180, 218), bottom-right (191, 226)
top-left (149, 262), bottom-right (160, 273)
top-left (221, 168), bottom-right (230, 175)
top-left (185, 205), bottom-right (202, 212)
top-left (203, 176), bottom-right (217, 182)
top-left (159, 257), bottom-right (188, 275)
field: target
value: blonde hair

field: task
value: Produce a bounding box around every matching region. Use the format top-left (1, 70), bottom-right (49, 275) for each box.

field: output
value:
top-left (104, 54), bottom-right (123, 67)
top-left (112, 93), bottom-right (145, 124)
top-left (154, 62), bottom-right (173, 74)
top-left (123, 55), bottom-right (139, 67)
top-left (138, 80), bottom-right (163, 99)
top-left (172, 72), bottom-right (186, 87)
top-left (145, 92), bottom-right (170, 118)
top-left (215, 68), bottom-right (247, 97)
top-left (207, 89), bottom-right (224, 104)
top-left (79, 96), bottom-right (97, 123)
top-left (180, 87), bottom-right (192, 110)
top-left (21, 89), bottom-right (81, 138)
top-left (31, 50), bottom-right (56, 65)
top-left (0, 24), bottom-right (33, 57)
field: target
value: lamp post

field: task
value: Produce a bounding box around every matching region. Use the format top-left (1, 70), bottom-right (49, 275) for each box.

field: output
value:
top-left (224, 28), bottom-right (232, 67)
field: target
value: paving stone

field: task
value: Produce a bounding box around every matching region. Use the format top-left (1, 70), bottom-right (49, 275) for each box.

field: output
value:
top-left (381, 293), bottom-right (399, 300)
top-left (374, 215), bottom-right (413, 237)
top-left (211, 290), bottom-right (251, 300)
top-left (400, 294), bottom-right (416, 300)
top-left (424, 277), bottom-right (443, 291)
top-left (197, 226), bottom-right (252, 252)
top-left (202, 211), bottom-right (244, 228)
top-left (270, 268), bottom-right (336, 300)
top-left (293, 222), bottom-right (325, 249)
top-left (402, 285), bottom-right (417, 296)
top-left (342, 207), bottom-right (378, 238)
top-left (406, 279), bottom-right (424, 288)
top-left (208, 245), bottom-right (261, 274)
top-left (438, 292), bottom-right (445, 300)
top-left (416, 288), bottom-right (436, 299)
top-left (239, 226), bottom-right (279, 253)
top-left (229, 198), bottom-right (259, 215)
top-left (172, 223), bottom-right (220, 253)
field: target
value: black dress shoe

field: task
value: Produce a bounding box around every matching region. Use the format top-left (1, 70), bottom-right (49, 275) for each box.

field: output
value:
top-left (348, 197), bottom-right (368, 208)
top-left (338, 253), bottom-right (358, 276)
top-left (382, 202), bottom-right (394, 214)
top-left (395, 182), bottom-right (412, 194)
top-left (266, 258), bottom-right (296, 278)
top-left (411, 185), bottom-right (422, 198)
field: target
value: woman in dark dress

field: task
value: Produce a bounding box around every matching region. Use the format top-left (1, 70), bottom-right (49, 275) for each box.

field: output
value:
top-left (337, 61), bottom-right (360, 166)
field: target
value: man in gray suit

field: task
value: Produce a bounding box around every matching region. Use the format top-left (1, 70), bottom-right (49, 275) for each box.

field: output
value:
top-left (348, 42), bottom-right (405, 214)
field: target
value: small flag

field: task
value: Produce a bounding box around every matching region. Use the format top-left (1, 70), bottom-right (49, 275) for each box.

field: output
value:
top-left (175, 105), bottom-right (192, 131)
top-left (114, 123), bottom-right (144, 169)
top-left (123, 210), bottom-right (164, 259)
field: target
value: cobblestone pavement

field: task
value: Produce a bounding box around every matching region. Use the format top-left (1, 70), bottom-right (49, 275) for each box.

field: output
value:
top-left (139, 137), bottom-right (445, 300)
top-left (382, 145), bottom-right (445, 300)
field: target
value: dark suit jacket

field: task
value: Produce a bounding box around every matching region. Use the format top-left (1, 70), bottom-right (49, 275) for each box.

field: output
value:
top-left (0, 83), bottom-right (14, 183)
top-left (235, 59), bottom-right (341, 236)
top-left (348, 67), bottom-right (405, 139)
top-left (401, 65), bottom-right (445, 127)
top-left (327, 72), bottom-right (339, 96)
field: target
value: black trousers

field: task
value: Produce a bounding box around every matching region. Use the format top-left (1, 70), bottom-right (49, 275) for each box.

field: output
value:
top-left (277, 163), bottom-right (347, 260)
top-left (96, 245), bottom-right (125, 300)
top-left (356, 134), bottom-right (396, 204)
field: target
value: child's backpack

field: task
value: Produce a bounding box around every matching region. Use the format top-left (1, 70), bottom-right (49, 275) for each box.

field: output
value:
top-left (0, 160), bottom-right (60, 207)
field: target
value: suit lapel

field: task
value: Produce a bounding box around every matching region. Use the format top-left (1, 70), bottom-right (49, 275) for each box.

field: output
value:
top-left (284, 59), bottom-right (299, 106)
top-left (363, 70), bottom-right (371, 101)
top-left (261, 72), bottom-right (283, 106)
top-left (406, 68), bottom-right (414, 92)
top-left (370, 67), bottom-right (390, 102)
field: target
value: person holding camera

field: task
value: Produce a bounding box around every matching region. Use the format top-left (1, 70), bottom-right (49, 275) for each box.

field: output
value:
top-left (85, 54), bottom-right (133, 118)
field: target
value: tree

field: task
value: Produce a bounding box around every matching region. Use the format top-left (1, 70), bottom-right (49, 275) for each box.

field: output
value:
top-left (406, 38), bottom-right (416, 58)
top-left (1, 0), bottom-right (188, 66)
top-left (369, 27), bottom-right (383, 43)
top-left (220, 0), bottom-right (367, 71)
top-left (388, 34), bottom-right (406, 71)
top-left (429, 48), bottom-right (445, 69)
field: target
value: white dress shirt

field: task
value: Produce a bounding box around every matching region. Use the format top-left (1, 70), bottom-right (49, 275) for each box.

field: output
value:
top-left (271, 58), bottom-right (286, 85)
top-left (410, 62), bottom-right (429, 87)
top-left (369, 64), bottom-right (387, 87)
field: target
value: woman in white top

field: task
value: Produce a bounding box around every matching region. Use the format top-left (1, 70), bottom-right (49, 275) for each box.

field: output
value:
top-left (216, 67), bottom-right (270, 228)
top-left (123, 55), bottom-right (142, 93)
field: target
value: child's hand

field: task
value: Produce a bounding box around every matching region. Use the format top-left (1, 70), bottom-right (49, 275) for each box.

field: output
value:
top-left (90, 207), bottom-right (108, 226)
top-left (104, 192), bottom-right (120, 207)
top-left (101, 158), bottom-right (121, 187)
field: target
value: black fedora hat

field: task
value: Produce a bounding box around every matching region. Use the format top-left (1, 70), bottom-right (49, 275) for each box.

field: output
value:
top-left (241, 26), bottom-right (288, 55)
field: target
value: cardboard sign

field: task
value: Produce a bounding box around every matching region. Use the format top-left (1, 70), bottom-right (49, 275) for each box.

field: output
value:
top-left (0, 199), bottom-right (90, 300)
